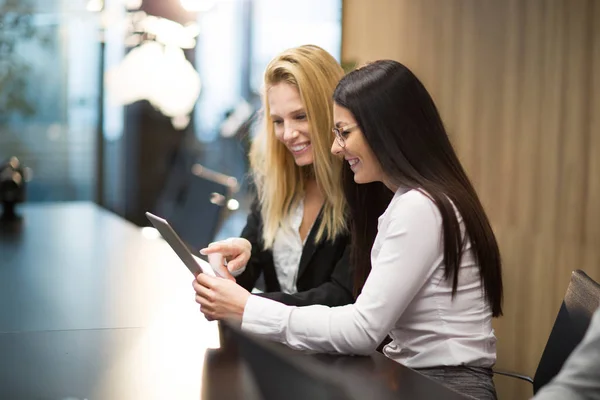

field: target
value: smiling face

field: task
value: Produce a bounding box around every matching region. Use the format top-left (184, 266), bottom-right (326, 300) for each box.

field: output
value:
top-left (268, 82), bottom-right (313, 167)
top-left (331, 102), bottom-right (386, 185)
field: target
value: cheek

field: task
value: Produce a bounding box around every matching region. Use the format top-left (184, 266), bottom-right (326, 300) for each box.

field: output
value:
top-left (297, 121), bottom-right (311, 138)
top-left (274, 127), bottom-right (284, 142)
top-left (364, 152), bottom-right (383, 177)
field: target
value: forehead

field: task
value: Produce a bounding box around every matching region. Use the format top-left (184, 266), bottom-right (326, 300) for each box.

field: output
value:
top-left (333, 103), bottom-right (356, 125)
top-left (267, 83), bottom-right (303, 114)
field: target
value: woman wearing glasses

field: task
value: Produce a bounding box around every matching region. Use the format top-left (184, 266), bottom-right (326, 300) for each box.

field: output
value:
top-left (194, 60), bottom-right (503, 399)
top-left (200, 45), bottom-right (357, 308)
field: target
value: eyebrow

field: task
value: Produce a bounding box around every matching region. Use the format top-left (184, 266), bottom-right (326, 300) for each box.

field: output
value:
top-left (334, 121), bottom-right (350, 128)
top-left (270, 108), bottom-right (305, 118)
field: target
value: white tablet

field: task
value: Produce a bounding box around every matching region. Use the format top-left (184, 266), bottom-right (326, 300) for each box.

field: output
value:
top-left (146, 211), bottom-right (218, 277)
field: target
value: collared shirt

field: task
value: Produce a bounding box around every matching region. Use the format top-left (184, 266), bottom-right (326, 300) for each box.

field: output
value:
top-left (241, 188), bottom-right (497, 369)
top-left (232, 198), bottom-right (314, 294)
top-left (271, 198), bottom-right (307, 294)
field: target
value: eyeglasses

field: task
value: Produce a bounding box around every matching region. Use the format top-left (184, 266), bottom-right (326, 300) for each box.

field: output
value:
top-left (332, 124), bottom-right (358, 148)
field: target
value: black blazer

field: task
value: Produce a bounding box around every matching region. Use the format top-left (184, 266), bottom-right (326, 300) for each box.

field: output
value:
top-left (236, 199), bottom-right (354, 307)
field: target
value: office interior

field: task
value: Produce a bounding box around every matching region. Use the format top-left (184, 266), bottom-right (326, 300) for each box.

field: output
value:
top-left (0, 0), bottom-right (599, 399)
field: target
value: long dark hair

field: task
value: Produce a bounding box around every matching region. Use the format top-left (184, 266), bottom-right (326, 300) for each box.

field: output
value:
top-left (334, 60), bottom-right (503, 317)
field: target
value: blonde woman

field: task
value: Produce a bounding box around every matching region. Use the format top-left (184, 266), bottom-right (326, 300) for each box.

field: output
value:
top-left (201, 45), bottom-right (353, 307)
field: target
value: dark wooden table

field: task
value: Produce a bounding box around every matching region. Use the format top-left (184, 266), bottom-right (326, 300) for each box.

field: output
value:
top-left (203, 326), bottom-right (470, 400)
top-left (0, 202), bottom-right (467, 399)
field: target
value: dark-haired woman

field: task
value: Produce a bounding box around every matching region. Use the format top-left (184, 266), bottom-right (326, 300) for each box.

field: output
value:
top-left (193, 60), bottom-right (503, 400)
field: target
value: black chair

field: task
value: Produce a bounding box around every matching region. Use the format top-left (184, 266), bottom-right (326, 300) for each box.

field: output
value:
top-left (154, 162), bottom-right (238, 253)
top-left (495, 269), bottom-right (600, 394)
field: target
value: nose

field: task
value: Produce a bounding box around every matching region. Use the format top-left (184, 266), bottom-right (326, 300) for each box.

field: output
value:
top-left (283, 124), bottom-right (299, 142)
top-left (331, 138), bottom-right (343, 155)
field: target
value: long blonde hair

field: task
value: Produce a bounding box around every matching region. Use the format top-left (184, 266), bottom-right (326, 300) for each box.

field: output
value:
top-left (249, 45), bottom-right (347, 248)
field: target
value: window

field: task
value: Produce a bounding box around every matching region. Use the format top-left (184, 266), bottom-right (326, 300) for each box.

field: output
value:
top-left (0, 0), bottom-right (100, 201)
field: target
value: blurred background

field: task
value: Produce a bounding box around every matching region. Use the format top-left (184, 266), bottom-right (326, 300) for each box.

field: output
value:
top-left (0, 0), bottom-right (343, 243)
top-left (1, 0), bottom-right (599, 398)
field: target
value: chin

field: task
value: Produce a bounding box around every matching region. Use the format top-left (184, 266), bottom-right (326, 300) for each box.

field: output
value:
top-left (294, 155), bottom-right (314, 167)
top-left (353, 173), bottom-right (374, 185)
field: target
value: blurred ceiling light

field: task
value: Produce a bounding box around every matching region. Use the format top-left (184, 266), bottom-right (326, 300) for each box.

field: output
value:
top-left (124, 0), bottom-right (143, 10)
top-left (185, 23), bottom-right (201, 38)
top-left (88, 0), bottom-right (140, 12)
top-left (227, 199), bottom-right (240, 211)
top-left (138, 15), bottom-right (200, 49)
top-left (91, 2), bottom-right (206, 130)
top-left (180, 0), bottom-right (217, 13)
top-left (171, 115), bottom-right (191, 130)
top-left (105, 40), bottom-right (201, 130)
top-left (86, 0), bottom-right (104, 12)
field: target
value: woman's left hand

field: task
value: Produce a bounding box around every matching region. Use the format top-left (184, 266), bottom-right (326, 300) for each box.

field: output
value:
top-left (193, 274), bottom-right (251, 322)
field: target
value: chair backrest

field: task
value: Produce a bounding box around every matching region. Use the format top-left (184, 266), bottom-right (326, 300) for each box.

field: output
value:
top-left (533, 269), bottom-right (600, 393)
top-left (154, 162), bottom-right (238, 253)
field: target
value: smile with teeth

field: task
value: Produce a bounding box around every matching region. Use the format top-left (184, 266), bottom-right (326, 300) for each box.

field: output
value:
top-left (290, 143), bottom-right (310, 154)
top-left (347, 158), bottom-right (359, 168)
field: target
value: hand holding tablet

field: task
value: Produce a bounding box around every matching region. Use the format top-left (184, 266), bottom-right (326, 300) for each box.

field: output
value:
top-left (145, 211), bottom-right (233, 280)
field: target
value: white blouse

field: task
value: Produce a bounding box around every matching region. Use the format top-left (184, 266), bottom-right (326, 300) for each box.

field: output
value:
top-left (241, 188), bottom-right (497, 369)
top-left (271, 199), bottom-right (307, 294)
top-left (232, 199), bottom-right (311, 293)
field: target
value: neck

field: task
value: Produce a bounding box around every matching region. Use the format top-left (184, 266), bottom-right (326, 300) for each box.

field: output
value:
top-left (382, 176), bottom-right (399, 193)
top-left (304, 176), bottom-right (319, 193)
top-left (304, 176), bottom-right (324, 201)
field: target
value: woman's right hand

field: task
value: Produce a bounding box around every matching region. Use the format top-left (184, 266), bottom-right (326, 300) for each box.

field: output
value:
top-left (200, 237), bottom-right (252, 274)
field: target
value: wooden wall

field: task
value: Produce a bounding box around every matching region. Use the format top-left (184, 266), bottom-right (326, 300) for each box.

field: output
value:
top-left (342, 0), bottom-right (600, 398)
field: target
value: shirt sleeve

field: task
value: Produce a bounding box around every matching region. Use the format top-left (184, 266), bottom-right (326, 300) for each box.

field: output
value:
top-left (241, 193), bottom-right (443, 355)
